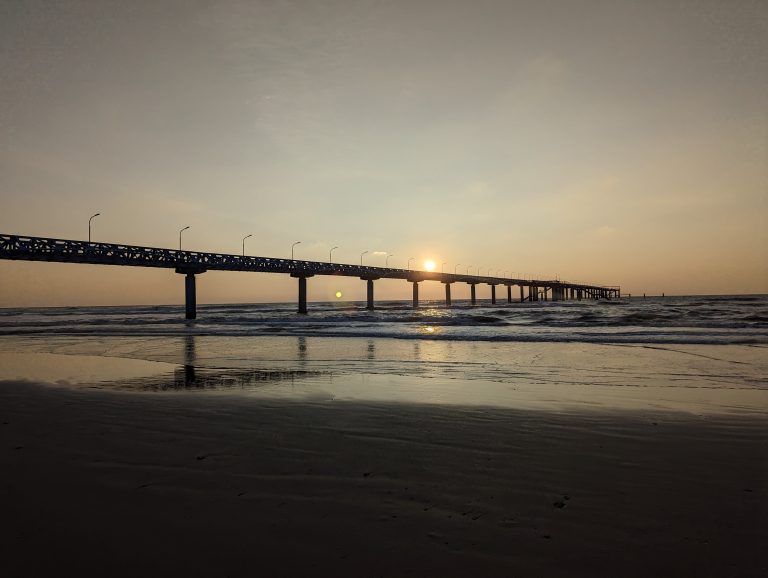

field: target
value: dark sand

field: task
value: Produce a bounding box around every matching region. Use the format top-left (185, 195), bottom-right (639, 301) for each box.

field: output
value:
top-left (1, 381), bottom-right (765, 577)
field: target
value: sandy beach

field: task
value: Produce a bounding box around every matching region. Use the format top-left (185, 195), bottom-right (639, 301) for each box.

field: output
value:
top-left (1, 374), bottom-right (765, 577)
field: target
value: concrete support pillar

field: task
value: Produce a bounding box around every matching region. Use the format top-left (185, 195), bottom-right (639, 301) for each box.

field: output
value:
top-left (470, 284), bottom-right (477, 305)
top-left (507, 285), bottom-right (512, 303)
top-left (297, 276), bottom-right (308, 314)
top-left (520, 285), bottom-right (524, 303)
top-left (366, 279), bottom-right (374, 310)
top-left (490, 285), bottom-right (497, 304)
top-left (444, 283), bottom-right (452, 307)
top-left (412, 281), bottom-right (419, 308)
top-left (184, 273), bottom-right (196, 320)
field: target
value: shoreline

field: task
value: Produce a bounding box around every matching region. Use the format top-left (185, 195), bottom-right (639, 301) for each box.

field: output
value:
top-left (1, 337), bottom-right (766, 416)
top-left (2, 380), bottom-right (766, 577)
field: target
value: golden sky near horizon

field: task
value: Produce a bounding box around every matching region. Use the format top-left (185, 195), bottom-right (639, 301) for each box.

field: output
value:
top-left (0, 0), bottom-right (766, 306)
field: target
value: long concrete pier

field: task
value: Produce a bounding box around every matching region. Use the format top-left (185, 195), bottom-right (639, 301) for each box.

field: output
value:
top-left (0, 234), bottom-right (620, 319)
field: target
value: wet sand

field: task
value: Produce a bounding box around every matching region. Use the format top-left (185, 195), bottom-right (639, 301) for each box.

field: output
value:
top-left (1, 379), bottom-right (765, 577)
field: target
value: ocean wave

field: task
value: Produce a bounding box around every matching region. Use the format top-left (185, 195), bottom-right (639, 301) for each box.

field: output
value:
top-left (1, 296), bottom-right (766, 345)
top-left (1, 326), bottom-right (766, 346)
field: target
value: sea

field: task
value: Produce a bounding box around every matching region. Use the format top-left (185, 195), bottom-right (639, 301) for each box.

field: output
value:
top-left (1, 295), bottom-right (766, 344)
top-left (0, 295), bottom-right (766, 413)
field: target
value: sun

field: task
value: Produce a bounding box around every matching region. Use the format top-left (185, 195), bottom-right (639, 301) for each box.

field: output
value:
top-left (335, 291), bottom-right (343, 299)
top-left (424, 260), bottom-right (436, 272)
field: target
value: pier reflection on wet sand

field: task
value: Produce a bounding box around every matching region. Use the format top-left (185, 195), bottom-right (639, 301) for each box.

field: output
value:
top-left (111, 335), bottom-right (321, 392)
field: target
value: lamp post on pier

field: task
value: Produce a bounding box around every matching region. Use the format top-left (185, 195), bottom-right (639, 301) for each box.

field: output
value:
top-left (407, 257), bottom-right (414, 271)
top-left (291, 241), bottom-right (301, 260)
top-left (242, 234), bottom-right (252, 256)
top-left (386, 254), bottom-right (394, 266)
top-left (455, 264), bottom-right (461, 274)
top-left (442, 262), bottom-right (447, 273)
top-left (179, 226), bottom-right (190, 251)
top-left (88, 213), bottom-right (100, 243)
top-left (360, 250), bottom-right (369, 266)
top-left (329, 246), bottom-right (338, 263)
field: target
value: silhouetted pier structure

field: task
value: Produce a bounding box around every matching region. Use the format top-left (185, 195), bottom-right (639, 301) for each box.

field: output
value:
top-left (0, 234), bottom-right (620, 319)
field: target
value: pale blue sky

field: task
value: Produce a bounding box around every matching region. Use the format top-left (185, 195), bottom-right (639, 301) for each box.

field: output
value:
top-left (1, 0), bottom-right (766, 305)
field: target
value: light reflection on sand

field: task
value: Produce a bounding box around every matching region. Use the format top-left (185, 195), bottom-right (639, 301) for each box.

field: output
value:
top-left (0, 352), bottom-right (175, 386)
top-left (0, 335), bottom-right (766, 415)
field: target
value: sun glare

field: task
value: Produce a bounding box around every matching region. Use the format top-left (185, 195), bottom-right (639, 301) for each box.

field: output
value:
top-left (424, 260), bottom-right (436, 272)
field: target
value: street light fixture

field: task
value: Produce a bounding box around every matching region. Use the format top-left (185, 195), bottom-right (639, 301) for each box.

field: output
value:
top-left (242, 234), bottom-right (252, 256)
top-left (442, 262), bottom-right (447, 273)
top-left (88, 213), bottom-right (100, 243)
top-left (329, 246), bottom-right (339, 263)
top-left (455, 263), bottom-right (461, 274)
top-left (467, 265), bottom-right (473, 275)
top-left (361, 250), bottom-right (369, 266)
top-left (179, 226), bottom-right (190, 251)
top-left (386, 254), bottom-right (394, 266)
top-left (291, 241), bottom-right (301, 260)
top-left (407, 257), bottom-right (414, 271)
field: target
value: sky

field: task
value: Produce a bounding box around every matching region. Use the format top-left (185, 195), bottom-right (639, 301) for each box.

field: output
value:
top-left (0, 0), bottom-right (766, 306)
